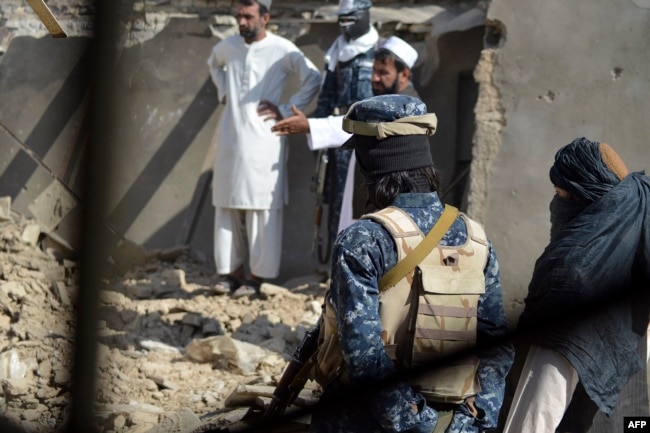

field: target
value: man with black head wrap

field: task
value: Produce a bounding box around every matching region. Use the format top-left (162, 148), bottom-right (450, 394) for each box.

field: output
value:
top-left (309, 94), bottom-right (513, 433)
top-left (504, 137), bottom-right (650, 432)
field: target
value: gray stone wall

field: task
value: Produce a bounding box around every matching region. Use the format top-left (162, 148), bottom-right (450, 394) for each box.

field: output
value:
top-left (2, 0), bottom-right (649, 308)
top-left (478, 0), bottom-right (650, 324)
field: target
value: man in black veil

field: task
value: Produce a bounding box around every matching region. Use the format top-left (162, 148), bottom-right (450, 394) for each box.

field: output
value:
top-left (504, 137), bottom-right (650, 433)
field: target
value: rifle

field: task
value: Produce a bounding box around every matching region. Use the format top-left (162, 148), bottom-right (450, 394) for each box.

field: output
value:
top-left (311, 150), bottom-right (331, 264)
top-left (264, 319), bottom-right (322, 418)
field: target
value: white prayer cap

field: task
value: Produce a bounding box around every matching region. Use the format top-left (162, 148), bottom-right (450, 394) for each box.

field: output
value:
top-left (381, 36), bottom-right (418, 69)
top-left (257, 0), bottom-right (272, 10)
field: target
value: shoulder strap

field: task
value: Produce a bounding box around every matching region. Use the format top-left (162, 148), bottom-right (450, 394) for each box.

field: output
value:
top-left (378, 205), bottom-right (459, 292)
top-left (363, 206), bottom-right (422, 240)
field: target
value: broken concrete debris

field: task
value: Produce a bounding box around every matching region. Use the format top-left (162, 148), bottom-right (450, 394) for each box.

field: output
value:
top-left (0, 196), bottom-right (326, 432)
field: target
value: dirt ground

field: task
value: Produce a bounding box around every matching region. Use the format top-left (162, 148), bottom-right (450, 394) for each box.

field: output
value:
top-left (0, 211), bottom-right (326, 433)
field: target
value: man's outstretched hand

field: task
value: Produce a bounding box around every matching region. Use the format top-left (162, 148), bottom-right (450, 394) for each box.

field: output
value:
top-left (271, 105), bottom-right (310, 136)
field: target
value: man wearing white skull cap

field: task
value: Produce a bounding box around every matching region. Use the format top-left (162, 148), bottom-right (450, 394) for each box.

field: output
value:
top-left (381, 36), bottom-right (419, 69)
top-left (272, 34), bottom-right (421, 240)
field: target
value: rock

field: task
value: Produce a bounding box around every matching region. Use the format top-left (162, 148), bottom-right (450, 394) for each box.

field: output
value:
top-left (201, 319), bottom-right (224, 336)
top-left (1, 378), bottom-right (29, 399)
top-left (181, 313), bottom-right (202, 328)
top-left (144, 379), bottom-right (158, 392)
top-left (21, 409), bottom-right (40, 421)
top-left (0, 196), bottom-right (11, 221)
top-left (52, 367), bottom-right (71, 387)
top-left (113, 414), bottom-right (126, 430)
top-left (281, 273), bottom-right (327, 289)
top-left (20, 224), bottom-right (40, 246)
top-left (1, 281), bottom-right (26, 301)
top-left (126, 284), bottom-right (154, 299)
top-left (147, 375), bottom-right (179, 391)
top-left (100, 290), bottom-right (128, 305)
top-left (259, 337), bottom-right (286, 354)
top-left (112, 240), bottom-right (156, 274)
top-left (128, 411), bottom-right (160, 429)
top-left (36, 359), bottom-right (52, 379)
top-left (184, 336), bottom-right (269, 375)
top-left (161, 269), bottom-right (186, 289)
top-left (0, 350), bottom-right (28, 380)
top-left (51, 281), bottom-right (71, 306)
top-left (260, 282), bottom-right (304, 299)
top-left (139, 408), bottom-right (201, 433)
top-left (139, 340), bottom-right (184, 355)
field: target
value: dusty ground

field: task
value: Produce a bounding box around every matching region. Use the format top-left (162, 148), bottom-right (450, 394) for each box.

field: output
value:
top-left (0, 210), bottom-right (326, 433)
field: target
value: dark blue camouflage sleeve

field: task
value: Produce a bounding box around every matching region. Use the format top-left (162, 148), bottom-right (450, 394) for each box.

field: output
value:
top-left (313, 67), bottom-right (337, 118)
top-left (330, 222), bottom-right (439, 432)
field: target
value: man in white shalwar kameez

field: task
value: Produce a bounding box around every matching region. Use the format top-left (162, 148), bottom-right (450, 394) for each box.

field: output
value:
top-left (207, 0), bottom-right (321, 297)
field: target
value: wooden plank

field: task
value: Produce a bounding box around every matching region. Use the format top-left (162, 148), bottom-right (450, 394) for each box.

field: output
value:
top-left (26, 0), bottom-right (67, 38)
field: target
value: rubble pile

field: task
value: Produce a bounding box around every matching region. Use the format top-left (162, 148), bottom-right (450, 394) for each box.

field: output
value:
top-left (0, 202), bottom-right (326, 433)
top-left (0, 205), bottom-right (78, 432)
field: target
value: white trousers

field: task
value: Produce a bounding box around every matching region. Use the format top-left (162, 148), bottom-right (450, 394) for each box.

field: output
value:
top-left (213, 207), bottom-right (282, 279)
top-left (338, 152), bottom-right (357, 233)
top-left (503, 345), bottom-right (579, 433)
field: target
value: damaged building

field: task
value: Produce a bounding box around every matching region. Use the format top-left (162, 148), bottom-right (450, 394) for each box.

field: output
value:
top-left (0, 0), bottom-right (649, 432)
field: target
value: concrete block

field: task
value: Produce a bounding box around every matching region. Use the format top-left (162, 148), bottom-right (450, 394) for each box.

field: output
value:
top-left (20, 224), bottom-right (40, 246)
top-left (0, 196), bottom-right (11, 221)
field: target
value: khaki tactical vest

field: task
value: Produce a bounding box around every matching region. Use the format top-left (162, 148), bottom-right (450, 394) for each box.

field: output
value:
top-left (311, 206), bottom-right (489, 404)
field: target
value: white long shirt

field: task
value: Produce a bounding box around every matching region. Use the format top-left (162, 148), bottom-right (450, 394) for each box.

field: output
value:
top-left (307, 116), bottom-right (356, 234)
top-left (207, 32), bottom-right (321, 209)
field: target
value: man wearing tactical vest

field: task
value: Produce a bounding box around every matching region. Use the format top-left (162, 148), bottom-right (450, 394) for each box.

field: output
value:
top-left (310, 0), bottom-right (377, 256)
top-left (309, 95), bottom-right (514, 433)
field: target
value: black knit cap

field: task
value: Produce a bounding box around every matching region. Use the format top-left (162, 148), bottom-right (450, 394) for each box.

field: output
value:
top-left (342, 94), bottom-right (436, 175)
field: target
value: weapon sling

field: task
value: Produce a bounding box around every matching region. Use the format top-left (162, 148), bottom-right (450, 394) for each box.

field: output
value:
top-left (378, 205), bottom-right (459, 292)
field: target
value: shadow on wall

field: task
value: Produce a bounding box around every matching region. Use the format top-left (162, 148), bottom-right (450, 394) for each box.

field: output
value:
top-left (0, 36), bottom-right (92, 253)
top-left (107, 76), bottom-right (219, 238)
top-left (0, 20), bottom-right (489, 286)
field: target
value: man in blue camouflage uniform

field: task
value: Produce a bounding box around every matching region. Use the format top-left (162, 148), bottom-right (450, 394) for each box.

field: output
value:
top-left (313, 0), bottom-right (377, 250)
top-left (310, 95), bottom-right (514, 433)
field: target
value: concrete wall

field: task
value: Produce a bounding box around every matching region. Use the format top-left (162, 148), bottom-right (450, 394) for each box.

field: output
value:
top-left (183, 18), bottom-right (487, 283)
top-left (0, 1), bottom-right (487, 284)
top-left (3, 0), bottom-right (648, 305)
top-left (0, 35), bottom-right (91, 251)
top-left (476, 0), bottom-right (650, 324)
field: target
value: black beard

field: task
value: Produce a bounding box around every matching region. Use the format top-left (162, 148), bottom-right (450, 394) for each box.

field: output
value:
top-left (374, 78), bottom-right (400, 96)
top-left (240, 28), bottom-right (259, 40)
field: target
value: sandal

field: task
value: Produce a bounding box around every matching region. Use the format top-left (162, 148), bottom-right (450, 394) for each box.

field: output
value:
top-left (231, 279), bottom-right (261, 299)
top-left (212, 275), bottom-right (240, 295)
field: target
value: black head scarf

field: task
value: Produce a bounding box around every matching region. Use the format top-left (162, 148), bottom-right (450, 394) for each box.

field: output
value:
top-left (548, 137), bottom-right (624, 240)
top-left (549, 137), bottom-right (622, 204)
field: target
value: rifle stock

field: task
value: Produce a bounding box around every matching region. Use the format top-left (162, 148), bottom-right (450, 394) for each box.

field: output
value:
top-left (265, 320), bottom-right (322, 418)
top-left (311, 151), bottom-right (330, 264)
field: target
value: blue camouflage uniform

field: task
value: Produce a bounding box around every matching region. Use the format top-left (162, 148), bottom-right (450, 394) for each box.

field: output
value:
top-left (312, 0), bottom-right (374, 120)
top-left (310, 192), bottom-right (514, 433)
top-left (313, 19), bottom-right (375, 248)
